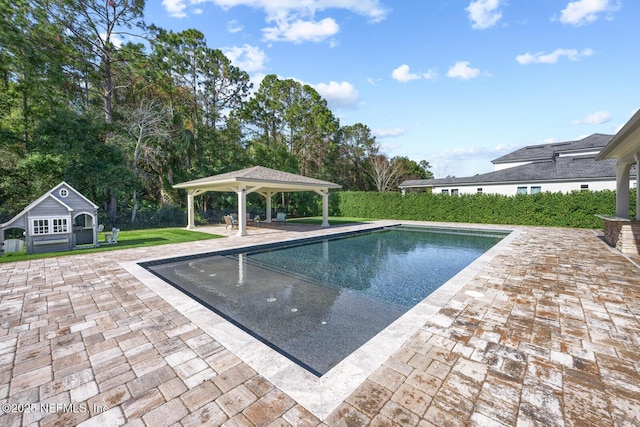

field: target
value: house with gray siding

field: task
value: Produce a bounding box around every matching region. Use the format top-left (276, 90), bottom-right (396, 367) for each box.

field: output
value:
top-left (399, 134), bottom-right (635, 195)
top-left (0, 182), bottom-right (100, 255)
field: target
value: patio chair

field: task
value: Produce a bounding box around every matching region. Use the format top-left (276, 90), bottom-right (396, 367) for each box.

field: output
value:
top-left (105, 228), bottom-right (119, 244)
top-left (273, 212), bottom-right (286, 225)
top-left (224, 215), bottom-right (238, 230)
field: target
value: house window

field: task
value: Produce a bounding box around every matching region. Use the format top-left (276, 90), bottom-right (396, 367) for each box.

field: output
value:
top-left (441, 189), bottom-right (449, 195)
top-left (517, 186), bottom-right (528, 195)
top-left (531, 186), bottom-right (541, 194)
top-left (477, 188), bottom-right (483, 194)
top-left (580, 184), bottom-right (589, 191)
top-left (31, 218), bottom-right (69, 235)
top-left (451, 189), bottom-right (459, 196)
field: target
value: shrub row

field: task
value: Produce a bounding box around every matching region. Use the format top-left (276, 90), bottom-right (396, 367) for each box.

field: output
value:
top-left (332, 190), bottom-right (637, 229)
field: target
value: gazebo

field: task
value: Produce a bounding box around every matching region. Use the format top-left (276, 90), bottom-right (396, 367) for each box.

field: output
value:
top-left (173, 166), bottom-right (342, 236)
top-left (596, 109), bottom-right (640, 253)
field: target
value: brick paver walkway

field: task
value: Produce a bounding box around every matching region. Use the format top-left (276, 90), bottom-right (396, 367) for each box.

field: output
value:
top-left (0, 222), bottom-right (639, 426)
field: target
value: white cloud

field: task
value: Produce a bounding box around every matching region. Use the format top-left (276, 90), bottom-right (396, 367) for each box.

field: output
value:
top-left (391, 65), bottom-right (437, 83)
top-left (263, 17), bottom-right (339, 43)
top-left (572, 110), bottom-right (612, 125)
top-left (516, 48), bottom-right (594, 64)
top-left (162, 0), bottom-right (187, 18)
top-left (209, 0), bottom-right (390, 23)
top-left (373, 128), bottom-right (406, 138)
top-left (227, 19), bottom-right (243, 33)
top-left (222, 44), bottom-right (268, 72)
top-left (559, 0), bottom-right (621, 26)
top-left (392, 65), bottom-right (420, 83)
top-left (446, 61), bottom-right (483, 79)
top-left (102, 33), bottom-right (124, 48)
top-left (466, 0), bottom-right (504, 29)
top-left (313, 81), bottom-right (360, 110)
top-left (164, 1), bottom-right (390, 43)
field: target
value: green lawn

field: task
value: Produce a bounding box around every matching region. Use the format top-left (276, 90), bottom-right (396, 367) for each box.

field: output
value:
top-left (0, 228), bottom-right (223, 264)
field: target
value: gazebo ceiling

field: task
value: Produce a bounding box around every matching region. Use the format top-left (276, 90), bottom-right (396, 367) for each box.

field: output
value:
top-left (173, 166), bottom-right (342, 193)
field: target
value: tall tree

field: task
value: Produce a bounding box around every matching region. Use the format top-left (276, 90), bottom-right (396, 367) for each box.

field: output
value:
top-left (394, 156), bottom-right (433, 183)
top-left (116, 99), bottom-right (172, 221)
top-left (42, 0), bottom-right (146, 125)
top-left (0, 0), bottom-right (68, 150)
top-left (338, 123), bottom-right (378, 190)
top-left (238, 75), bottom-right (338, 177)
top-left (368, 154), bottom-right (407, 192)
top-left (148, 27), bottom-right (207, 138)
top-left (199, 48), bottom-right (252, 130)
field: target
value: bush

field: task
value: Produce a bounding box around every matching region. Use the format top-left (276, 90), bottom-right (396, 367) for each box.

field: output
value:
top-left (333, 189), bottom-right (634, 229)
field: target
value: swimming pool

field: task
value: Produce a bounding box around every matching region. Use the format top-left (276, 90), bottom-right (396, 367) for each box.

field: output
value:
top-left (141, 225), bottom-right (508, 376)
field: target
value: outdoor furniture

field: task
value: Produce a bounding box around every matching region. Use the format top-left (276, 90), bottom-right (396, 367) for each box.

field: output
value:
top-left (224, 215), bottom-right (238, 230)
top-left (254, 215), bottom-right (263, 227)
top-left (273, 212), bottom-right (286, 225)
top-left (105, 228), bottom-right (120, 244)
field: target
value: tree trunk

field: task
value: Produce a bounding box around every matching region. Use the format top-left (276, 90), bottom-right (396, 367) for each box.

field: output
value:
top-left (131, 189), bottom-right (138, 223)
top-left (108, 188), bottom-right (117, 220)
top-left (22, 91), bottom-right (29, 151)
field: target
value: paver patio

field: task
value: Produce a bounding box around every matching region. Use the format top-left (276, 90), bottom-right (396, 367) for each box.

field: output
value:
top-left (0, 221), bottom-right (639, 426)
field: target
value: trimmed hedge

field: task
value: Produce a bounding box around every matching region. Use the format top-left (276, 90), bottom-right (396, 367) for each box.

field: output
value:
top-left (332, 190), bottom-right (637, 229)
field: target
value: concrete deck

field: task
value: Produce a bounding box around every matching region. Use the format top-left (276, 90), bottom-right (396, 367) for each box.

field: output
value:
top-left (1, 221), bottom-right (639, 426)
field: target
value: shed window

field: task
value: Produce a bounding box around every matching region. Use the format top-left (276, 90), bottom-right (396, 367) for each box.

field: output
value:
top-left (32, 218), bottom-right (69, 235)
top-left (53, 218), bottom-right (69, 233)
top-left (32, 219), bottom-right (49, 235)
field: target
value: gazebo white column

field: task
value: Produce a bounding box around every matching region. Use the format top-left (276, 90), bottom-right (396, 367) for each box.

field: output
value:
top-left (616, 163), bottom-right (631, 218)
top-left (236, 186), bottom-right (248, 237)
top-left (260, 191), bottom-right (275, 223)
top-left (315, 188), bottom-right (330, 227)
top-left (186, 190), bottom-right (196, 229)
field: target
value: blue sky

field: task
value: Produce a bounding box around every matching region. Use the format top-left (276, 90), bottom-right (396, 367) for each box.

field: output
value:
top-left (144, 0), bottom-right (639, 177)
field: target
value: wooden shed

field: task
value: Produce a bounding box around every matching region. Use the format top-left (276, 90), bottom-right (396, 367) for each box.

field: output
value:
top-left (0, 182), bottom-right (100, 255)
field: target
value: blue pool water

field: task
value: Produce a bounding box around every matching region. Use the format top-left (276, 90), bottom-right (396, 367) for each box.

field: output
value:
top-left (142, 226), bottom-right (507, 376)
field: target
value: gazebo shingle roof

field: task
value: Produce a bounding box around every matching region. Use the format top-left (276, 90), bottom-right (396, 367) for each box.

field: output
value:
top-left (174, 166), bottom-right (341, 190)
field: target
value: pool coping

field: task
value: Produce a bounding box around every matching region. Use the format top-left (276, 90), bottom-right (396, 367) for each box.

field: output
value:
top-left (120, 223), bottom-right (521, 420)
